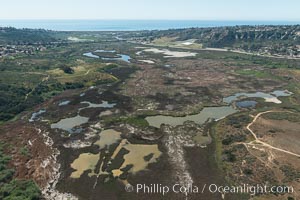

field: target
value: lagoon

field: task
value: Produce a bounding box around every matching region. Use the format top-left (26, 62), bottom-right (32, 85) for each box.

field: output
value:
top-left (83, 51), bottom-right (131, 63)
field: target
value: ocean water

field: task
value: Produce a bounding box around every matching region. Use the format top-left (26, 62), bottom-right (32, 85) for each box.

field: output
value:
top-left (0, 20), bottom-right (299, 31)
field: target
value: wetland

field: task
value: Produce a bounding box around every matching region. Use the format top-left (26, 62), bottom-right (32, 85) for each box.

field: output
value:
top-left (1, 26), bottom-right (300, 200)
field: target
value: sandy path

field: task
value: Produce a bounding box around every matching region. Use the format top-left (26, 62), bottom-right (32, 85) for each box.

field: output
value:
top-left (245, 110), bottom-right (300, 157)
top-left (201, 48), bottom-right (300, 60)
top-left (84, 69), bottom-right (91, 75)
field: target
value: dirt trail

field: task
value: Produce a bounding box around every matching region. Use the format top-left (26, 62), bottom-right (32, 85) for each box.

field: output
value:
top-left (201, 48), bottom-right (300, 60)
top-left (84, 69), bottom-right (91, 75)
top-left (25, 74), bottom-right (50, 100)
top-left (245, 110), bottom-right (300, 158)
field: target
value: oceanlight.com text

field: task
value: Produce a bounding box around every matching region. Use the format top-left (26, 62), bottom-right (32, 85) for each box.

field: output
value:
top-left (125, 183), bottom-right (294, 196)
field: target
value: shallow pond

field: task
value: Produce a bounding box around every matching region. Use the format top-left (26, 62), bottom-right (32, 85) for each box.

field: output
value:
top-left (51, 115), bottom-right (89, 133)
top-left (112, 141), bottom-right (162, 175)
top-left (29, 109), bottom-right (46, 122)
top-left (102, 54), bottom-right (131, 63)
top-left (70, 153), bottom-right (100, 178)
top-left (271, 90), bottom-right (293, 97)
top-left (83, 50), bottom-right (131, 63)
top-left (94, 129), bottom-right (122, 149)
top-left (235, 100), bottom-right (257, 108)
top-left (223, 90), bottom-right (292, 104)
top-left (52, 99), bottom-right (115, 133)
top-left (80, 101), bottom-right (116, 110)
top-left (69, 129), bottom-right (162, 180)
top-left (145, 106), bottom-right (237, 128)
top-left (80, 93), bottom-right (85, 97)
top-left (59, 100), bottom-right (70, 106)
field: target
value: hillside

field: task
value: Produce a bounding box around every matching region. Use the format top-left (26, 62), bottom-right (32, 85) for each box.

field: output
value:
top-left (141, 25), bottom-right (300, 57)
top-left (0, 27), bottom-right (59, 44)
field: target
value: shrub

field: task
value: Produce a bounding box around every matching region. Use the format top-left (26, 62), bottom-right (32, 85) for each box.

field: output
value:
top-left (0, 180), bottom-right (41, 200)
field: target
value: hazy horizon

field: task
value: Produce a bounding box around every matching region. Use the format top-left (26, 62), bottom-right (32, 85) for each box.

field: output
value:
top-left (1, 0), bottom-right (300, 21)
top-left (1, 19), bottom-right (300, 22)
top-left (1, 19), bottom-right (298, 31)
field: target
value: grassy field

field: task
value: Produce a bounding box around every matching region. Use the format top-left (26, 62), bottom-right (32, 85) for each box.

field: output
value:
top-left (234, 69), bottom-right (272, 78)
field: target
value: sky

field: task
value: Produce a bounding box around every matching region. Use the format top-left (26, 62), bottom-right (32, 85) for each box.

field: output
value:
top-left (0, 0), bottom-right (299, 21)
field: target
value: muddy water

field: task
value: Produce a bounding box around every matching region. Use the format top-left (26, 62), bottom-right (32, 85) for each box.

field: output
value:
top-left (94, 129), bottom-right (122, 149)
top-left (108, 137), bottom-right (162, 177)
top-left (193, 133), bottom-right (211, 145)
top-left (145, 106), bottom-right (236, 128)
top-left (111, 139), bottom-right (127, 159)
top-left (118, 142), bottom-right (162, 174)
top-left (111, 139), bottom-right (162, 178)
top-left (70, 153), bottom-right (100, 178)
top-left (69, 129), bottom-right (162, 181)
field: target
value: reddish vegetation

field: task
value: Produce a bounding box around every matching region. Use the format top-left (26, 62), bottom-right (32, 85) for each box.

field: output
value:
top-left (0, 120), bottom-right (53, 187)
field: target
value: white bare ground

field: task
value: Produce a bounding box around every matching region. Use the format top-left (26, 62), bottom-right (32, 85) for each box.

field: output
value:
top-left (143, 48), bottom-right (197, 58)
top-left (162, 126), bottom-right (198, 190)
top-left (37, 128), bottom-right (78, 200)
top-left (138, 60), bottom-right (155, 64)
